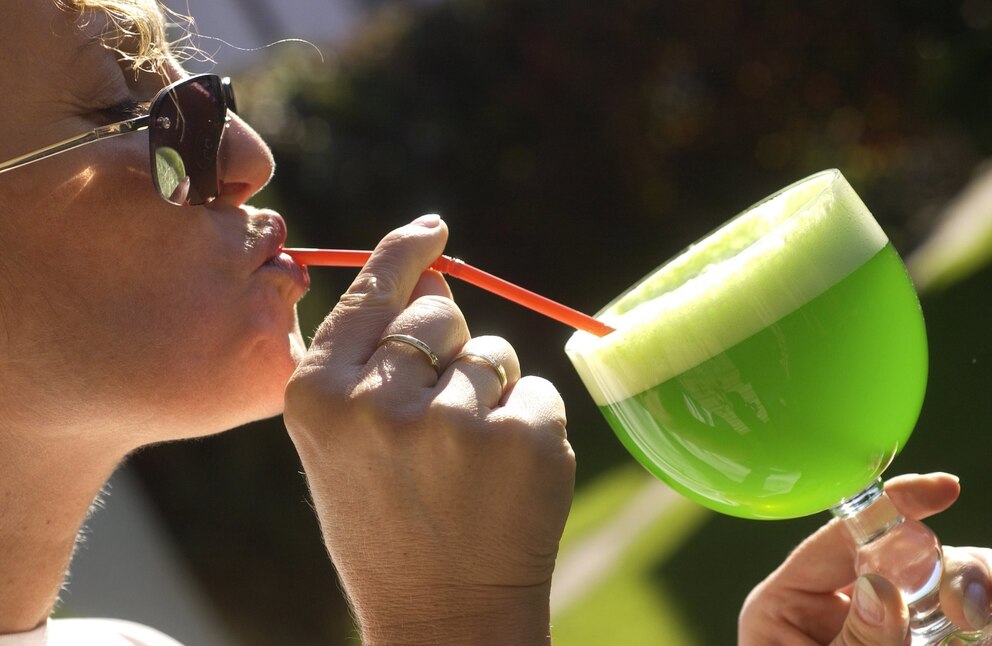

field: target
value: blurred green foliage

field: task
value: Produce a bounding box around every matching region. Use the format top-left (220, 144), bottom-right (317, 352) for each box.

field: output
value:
top-left (133, 0), bottom-right (992, 643)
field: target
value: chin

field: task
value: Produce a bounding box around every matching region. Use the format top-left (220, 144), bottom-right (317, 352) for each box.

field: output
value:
top-left (239, 327), bottom-right (308, 421)
top-left (150, 315), bottom-right (309, 441)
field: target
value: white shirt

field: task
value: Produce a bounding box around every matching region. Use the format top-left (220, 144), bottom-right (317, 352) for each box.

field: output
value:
top-left (0, 619), bottom-right (182, 646)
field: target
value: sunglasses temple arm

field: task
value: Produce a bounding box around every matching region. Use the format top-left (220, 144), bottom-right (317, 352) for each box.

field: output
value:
top-left (0, 116), bottom-right (149, 175)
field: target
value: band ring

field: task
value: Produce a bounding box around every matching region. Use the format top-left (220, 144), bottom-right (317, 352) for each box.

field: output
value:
top-left (452, 351), bottom-right (509, 390)
top-left (377, 334), bottom-right (441, 376)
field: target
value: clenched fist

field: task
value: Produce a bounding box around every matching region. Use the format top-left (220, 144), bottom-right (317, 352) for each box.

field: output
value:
top-left (284, 215), bottom-right (576, 645)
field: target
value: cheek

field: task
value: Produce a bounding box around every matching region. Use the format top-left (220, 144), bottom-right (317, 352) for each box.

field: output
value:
top-left (134, 278), bottom-right (306, 398)
top-left (3, 159), bottom-right (307, 431)
top-left (188, 295), bottom-right (307, 427)
top-left (235, 309), bottom-right (308, 416)
top-left (228, 289), bottom-right (308, 384)
top-left (55, 268), bottom-right (307, 433)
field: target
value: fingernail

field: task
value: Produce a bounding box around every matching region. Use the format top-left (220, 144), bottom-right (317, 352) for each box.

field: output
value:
top-left (412, 213), bottom-right (441, 228)
top-left (963, 581), bottom-right (990, 629)
top-left (854, 576), bottom-right (885, 626)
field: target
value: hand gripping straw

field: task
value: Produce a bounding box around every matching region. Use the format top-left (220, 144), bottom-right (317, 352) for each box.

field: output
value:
top-left (284, 248), bottom-right (615, 337)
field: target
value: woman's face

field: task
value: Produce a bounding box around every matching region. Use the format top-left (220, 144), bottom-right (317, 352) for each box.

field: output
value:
top-left (0, 2), bottom-right (309, 444)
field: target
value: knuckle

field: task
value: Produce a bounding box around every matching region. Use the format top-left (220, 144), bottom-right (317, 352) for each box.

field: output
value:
top-left (325, 307), bottom-right (382, 347)
top-left (288, 373), bottom-right (431, 442)
top-left (380, 225), bottom-right (417, 248)
top-left (473, 333), bottom-right (509, 348)
top-left (429, 396), bottom-right (481, 430)
top-left (473, 334), bottom-right (517, 361)
top-left (339, 227), bottom-right (429, 306)
top-left (354, 381), bottom-right (429, 431)
top-left (408, 293), bottom-right (464, 326)
top-left (493, 409), bottom-right (568, 450)
top-left (339, 270), bottom-right (402, 309)
top-left (283, 366), bottom-right (348, 439)
top-left (284, 363), bottom-right (331, 411)
top-left (519, 374), bottom-right (559, 394)
top-left (515, 375), bottom-right (568, 428)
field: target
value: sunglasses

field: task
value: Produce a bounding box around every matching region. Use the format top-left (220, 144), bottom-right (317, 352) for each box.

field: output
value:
top-left (0, 73), bottom-right (236, 206)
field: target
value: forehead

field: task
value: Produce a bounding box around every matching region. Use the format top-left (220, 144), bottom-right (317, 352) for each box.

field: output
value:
top-left (0, 2), bottom-right (126, 123)
top-left (1, 0), bottom-right (177, 86)
top-left (0, 2), bottom-right (178, 118)
top-left (1, 2), bottom-right (107, 72)
top-left (0, 2), bottom-right (176, 162)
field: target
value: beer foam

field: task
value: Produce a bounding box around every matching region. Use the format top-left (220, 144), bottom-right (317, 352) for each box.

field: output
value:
top-left (566, 170), bottom-right (888, 406)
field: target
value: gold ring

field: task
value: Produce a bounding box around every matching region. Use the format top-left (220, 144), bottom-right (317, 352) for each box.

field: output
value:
top-left (377, 334), bottom-right (441, 376)
top-left (452, 351), bottom-right (508, 390)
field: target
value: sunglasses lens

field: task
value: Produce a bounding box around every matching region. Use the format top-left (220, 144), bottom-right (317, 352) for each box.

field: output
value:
top-left (149, 76), bottom-right (227, 205)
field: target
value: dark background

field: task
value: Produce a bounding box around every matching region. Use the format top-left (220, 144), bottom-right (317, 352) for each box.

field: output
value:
top-left (131, 1), bottom-right (992, 642)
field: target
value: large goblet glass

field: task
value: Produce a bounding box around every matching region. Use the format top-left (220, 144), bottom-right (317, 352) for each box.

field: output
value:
top-left (565, 169), bottom-right (979, 645)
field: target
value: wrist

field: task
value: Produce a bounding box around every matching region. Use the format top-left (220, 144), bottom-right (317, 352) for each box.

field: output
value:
top-left (356, 581), bottom-right (553, 646)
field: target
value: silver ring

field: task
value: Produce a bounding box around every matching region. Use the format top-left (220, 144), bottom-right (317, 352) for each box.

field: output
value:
top-left (377, 334), bottom-right (441, 376)
top-left (452, 351), bottom-right (508, 390)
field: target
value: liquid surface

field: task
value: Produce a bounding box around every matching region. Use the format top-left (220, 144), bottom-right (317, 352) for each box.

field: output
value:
top-left (568, 170), bottom-right (888, 404)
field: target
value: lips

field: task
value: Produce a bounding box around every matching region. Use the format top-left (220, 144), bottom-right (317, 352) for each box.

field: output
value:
top-left (250, 209), bottom-right (311, 296)
top-left (254, 210), bottom-right (289, 265)
top-left (263, 251), bottom-right (311, 294)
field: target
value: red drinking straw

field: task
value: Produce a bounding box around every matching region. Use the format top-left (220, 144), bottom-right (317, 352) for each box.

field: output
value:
top-left (284, 248), bottom-right (615, 337)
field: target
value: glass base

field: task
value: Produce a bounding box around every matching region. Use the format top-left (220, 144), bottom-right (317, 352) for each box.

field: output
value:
top-left (911, 612), bottom-right (959, 645)
top-left (831, 480), bottom-right (984, 646)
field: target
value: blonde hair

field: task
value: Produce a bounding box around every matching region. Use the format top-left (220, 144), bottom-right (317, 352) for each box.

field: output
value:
top-left (57, 0), bottom-right (193, 72)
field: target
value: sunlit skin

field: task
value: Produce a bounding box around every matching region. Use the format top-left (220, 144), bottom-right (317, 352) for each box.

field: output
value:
top-left (0, 1), bottom-right (305, 632)
top-left (0, 9), bottom-right (306, 439)
top-left (0, 2), bottom-right (576, 643)
top-left (3, 3), bottom-right (988, 645)
top-left (740, 474), bottom-right (992, 646)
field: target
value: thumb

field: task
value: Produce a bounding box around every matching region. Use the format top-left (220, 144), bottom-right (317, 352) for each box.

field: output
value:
top-left (832, 575), bottom-right (909, 646)
top-left (310, 214), bottom-right (448, 365)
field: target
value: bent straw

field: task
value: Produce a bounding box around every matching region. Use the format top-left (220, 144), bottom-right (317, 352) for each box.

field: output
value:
top-left (284, 248), bottom-right (615, 337)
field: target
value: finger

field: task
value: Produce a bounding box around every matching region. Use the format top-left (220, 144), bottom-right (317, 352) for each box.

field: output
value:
top-left (494, 376), bottom-right (574, 495)
top-left (438, 336), bottom-right (521, 410)
top-left (829, 575), bottom-right (909, 646)
top-left (310, 214), bottom-right (448, 368)
top-left (885, 472), bottom-right (961, 520)
top-left (409, 268), bottom-right (452, 304)
top-left (940, 546), bottom-right (992, 631)
top-left (770, 474), bottom-right (960, 593)
top-left (498, 375), bottom-right (568, 440)
top-left (365, 294), bottom-right (470, 396)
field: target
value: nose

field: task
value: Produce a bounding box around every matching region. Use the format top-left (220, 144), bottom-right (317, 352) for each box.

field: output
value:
top-left (214, 113), bottom-right (275, 206)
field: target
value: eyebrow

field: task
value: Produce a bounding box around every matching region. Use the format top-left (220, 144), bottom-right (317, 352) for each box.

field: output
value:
top-left (69, 13), bottom-right (115, 58)
top-left (65, 34), bottom-right (151, 108)
top-left (67, 31), bottom-right (117, 81)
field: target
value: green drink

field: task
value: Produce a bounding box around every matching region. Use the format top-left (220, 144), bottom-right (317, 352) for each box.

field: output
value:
top-left (566, 169), bottom-right (927, 520)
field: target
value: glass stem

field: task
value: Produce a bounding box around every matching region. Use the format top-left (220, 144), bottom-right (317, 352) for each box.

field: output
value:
top-left (831, 479), bottom-right (960, 645)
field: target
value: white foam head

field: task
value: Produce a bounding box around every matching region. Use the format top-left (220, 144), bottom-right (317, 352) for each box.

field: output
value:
top-left (566, 169), bottom-right (888, 405)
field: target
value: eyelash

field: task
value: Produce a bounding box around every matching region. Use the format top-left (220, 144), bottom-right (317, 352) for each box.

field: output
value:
top-left (100, 99), bottom-right (151, 121)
